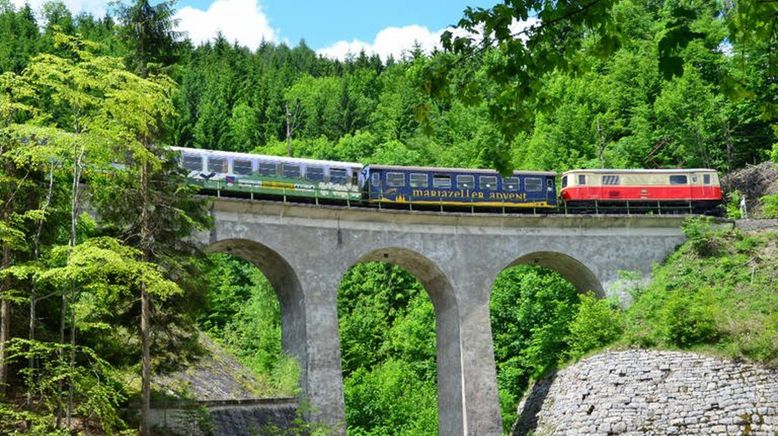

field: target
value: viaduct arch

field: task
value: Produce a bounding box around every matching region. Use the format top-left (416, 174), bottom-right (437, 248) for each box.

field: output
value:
top-left (197, 198), bottom-right (689, 435)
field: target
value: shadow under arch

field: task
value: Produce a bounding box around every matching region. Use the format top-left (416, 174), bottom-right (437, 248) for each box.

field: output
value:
top-left (206, 238), bottom-right (308, 392)
top-left (507, 251), bottom-right (604, 298)
top-left (349, 247), bottom-right (464, 435)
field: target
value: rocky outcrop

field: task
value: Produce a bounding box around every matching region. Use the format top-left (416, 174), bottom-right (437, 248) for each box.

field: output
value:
top-left (514, 350), bottom-right (778, 435)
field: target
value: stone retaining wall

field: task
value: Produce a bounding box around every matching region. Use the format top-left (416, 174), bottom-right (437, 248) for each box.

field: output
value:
top-left (147, 398), bottom-right (298, 436)
top-left (513, 350), bottom-right (778, 435)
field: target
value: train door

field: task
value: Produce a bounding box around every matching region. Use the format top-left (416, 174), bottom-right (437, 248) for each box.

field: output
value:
top-left (700, 173), bottom-right (714, 199)
top-left (369, 170), bottom-right (382, 201)
top-left (689, 173), bottom-right (700, 200)
top-left (545, 176), bottom-right (555, 204)
top-left (577, 173), bottom-right (596, 199)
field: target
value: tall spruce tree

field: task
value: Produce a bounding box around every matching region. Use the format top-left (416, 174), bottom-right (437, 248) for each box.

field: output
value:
top-left (114, 2), bottom-right (197, 433)
top-left (116, 0), bottom-right (181, 76)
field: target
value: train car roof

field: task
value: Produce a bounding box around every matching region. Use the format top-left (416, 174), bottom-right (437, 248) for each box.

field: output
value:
top-left (562, 168), bottom-right (718, 175)
top-left (170, 146), bottom-right (363, 169)
top-left (365, 164), bottom-right (556, 176)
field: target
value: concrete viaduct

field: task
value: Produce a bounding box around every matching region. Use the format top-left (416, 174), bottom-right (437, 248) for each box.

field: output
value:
top-left (196, 197), bottom-right (689, 435)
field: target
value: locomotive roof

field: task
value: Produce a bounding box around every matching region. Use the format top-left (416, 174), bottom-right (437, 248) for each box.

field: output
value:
top-left (562, 168), bottom-right (718, 175)
top-left (365, 164), bottom-right (556, 176)
top-left (170, 146), bottom-right (363, 169)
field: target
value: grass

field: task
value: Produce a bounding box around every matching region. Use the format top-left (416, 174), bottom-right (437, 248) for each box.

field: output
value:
top-left (616, 219), bottom-right (778, 366)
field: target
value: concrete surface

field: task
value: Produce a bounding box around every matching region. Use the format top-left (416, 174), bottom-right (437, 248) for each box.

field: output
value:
top-left (195, 199), bottom-right (690, 435)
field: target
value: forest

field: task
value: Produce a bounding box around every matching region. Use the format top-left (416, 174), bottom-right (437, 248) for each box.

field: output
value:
top-left (0, 0), bottom-right (776, 434)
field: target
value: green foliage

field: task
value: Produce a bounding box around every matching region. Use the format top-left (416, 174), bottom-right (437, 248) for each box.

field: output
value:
top-left (566, 293), bottom-right (624, 360)
top-left (760, 194), bottom-right (778, 219)
top-left (198, 253), bottom-right (297, 395)
top-left (5, 338), bottom-right (128, 433)
top-left (337, 263), bottom-right (437, 434)
top-left (0, 402), bottom-right (70, 436)
top-left (661, 290), bottom-right (719, 346)
top-left (681, 216), bottom-right (720, 256)
top-left (726, 190), bottom-right (743, 219)
top-left (344, 360), bottom-right (437, 436)
top-left (623, 228), bottom-right (778, 363)
top-left (489, 265), bottom-right (581, 431)
top-left (115, 0), bottom-right (181, 75)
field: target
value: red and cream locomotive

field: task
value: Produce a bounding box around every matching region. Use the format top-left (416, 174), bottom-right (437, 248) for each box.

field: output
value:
top-left (560, 169), bottom-right (723, 215)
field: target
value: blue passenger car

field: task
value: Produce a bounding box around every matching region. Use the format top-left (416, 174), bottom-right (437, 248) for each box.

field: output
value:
top-left (360, 165), bottom-right (557, 209)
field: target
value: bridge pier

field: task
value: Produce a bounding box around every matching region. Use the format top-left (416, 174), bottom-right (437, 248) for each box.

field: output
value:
top-left (454, 276), bottom-right (503, 436)
top-left (294, 269), bottom-right (346, 432)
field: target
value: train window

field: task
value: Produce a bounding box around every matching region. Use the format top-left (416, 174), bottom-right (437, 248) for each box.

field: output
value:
top-left (410, 173), bottom-right (429, 188)
top-left (433, 175), bottom-right (451, 189)
top-left (183, 154), bottom-right (203, 172)
top-left (479, 176), bottom-right (497, 190)
top-left (692, 175), bottom-right (698, 183)
top-left (561, 176), bottom-right (568, 188)
top-left (457, 175), bottom-right (474, 189)
top-left (602, 175), bottom-right (620, 185)
top-left (330, 168), bottom-right (347, 183)
top-left (503, 177), bottom-right (519, 190)
top-left (387, 172), bottom-right (405, 187)
top-left (371, 172), bottom-right (381, 187)
top-left (207, 157), bottom-right (228, 174)
top-left (578, 175), bottom-right (586, 185)
top-left (703, 174), bottom-right (711, 185)
top-left (258, 162), bottom-right (277, 176)
top-left (282, 164), bottom-right (301, 179)
top-left (669, 175), bottom-right (687, 185)
top-left (525, 177), bottom-right (542, 192)
top-left (233, 159), bottom-right (252, 176)
top-left (306, 166), bottom-right (324, 181)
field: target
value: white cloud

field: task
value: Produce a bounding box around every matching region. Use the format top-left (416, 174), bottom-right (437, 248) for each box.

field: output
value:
top-left (317, 24), bottom-right (444, 62)
top-left (174, 0), bottom-right (276, 49)
top-left (509, 17), bottom-right (540, 42)
top-left (317, 18), bottom-right (540, 62)
top-left (10, 0), bottom-right (110, 18)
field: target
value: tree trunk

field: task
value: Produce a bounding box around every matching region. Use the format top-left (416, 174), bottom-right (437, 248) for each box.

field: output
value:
top-left (67, 303), bottom-right (75, 427)
top-left (139, 159), bottom-right (152, 436)
top-left (0, 243), bottom-right (10, 397)
top-left (285, 102), bottom-right (292, 157)
top-left (57, 290), bottom-right (65, 427)
top-left (29, 164), bottom-right (54, 412)
top-left (62, 144), bottom-right (83, 428)
top-left (26, 297), bottom-right (34, 410)
top-left (140, 283), bottom-right (151, 436)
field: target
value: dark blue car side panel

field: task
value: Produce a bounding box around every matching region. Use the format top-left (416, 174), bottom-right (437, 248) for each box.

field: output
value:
top-left (361, 166), bottom-right (557, 208)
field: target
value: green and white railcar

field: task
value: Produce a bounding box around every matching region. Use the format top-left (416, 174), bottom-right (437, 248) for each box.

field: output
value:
top-left (172, 147), bottom-right (362, 203)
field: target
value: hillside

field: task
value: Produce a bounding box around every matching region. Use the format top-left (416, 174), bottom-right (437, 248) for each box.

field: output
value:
top-left (620, 222), bottom-right (777, 364)
top-left (153, 334), bottom-right (279, 401)
top-left (512, 224), bottom-right (778, 434)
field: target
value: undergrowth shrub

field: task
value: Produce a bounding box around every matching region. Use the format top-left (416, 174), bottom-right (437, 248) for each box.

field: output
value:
top-left (761, 194), bottom-right (778, 218)
top-left (681, 216), bottom-right (720, 256)
top-left (566, 293), bottom-right (624, 360)
top-left (725, 190), bottom-right (742, 219)
top-left (661, 291), bottom-right (719, 347)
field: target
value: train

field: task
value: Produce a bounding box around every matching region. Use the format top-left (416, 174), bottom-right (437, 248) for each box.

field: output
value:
top-left (172, 146), bottom-right (723, 215)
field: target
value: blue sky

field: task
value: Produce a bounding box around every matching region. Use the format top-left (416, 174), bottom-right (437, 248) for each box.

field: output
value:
top-left (247, 0), bottom-right (492, 48)
top-left (12, 0), bottom-right (497, 59)
top-left (173, 0), bottom-right (496, 59)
